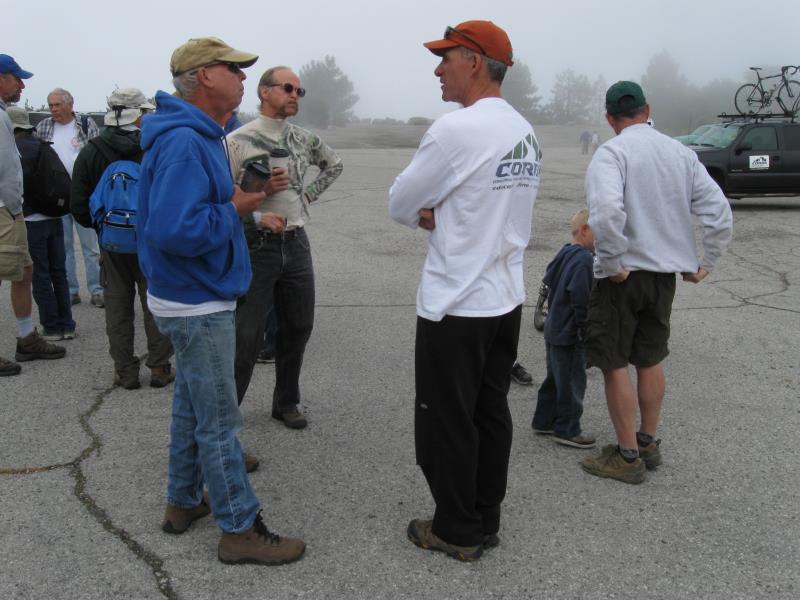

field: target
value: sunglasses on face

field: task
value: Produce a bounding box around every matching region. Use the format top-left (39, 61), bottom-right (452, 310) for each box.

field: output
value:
top-left (268, 83), bottom-right (306, 98)
top-left (444, 26), bottom-right (486, 56)
top-left (195, 61), bottom-right (243, 75)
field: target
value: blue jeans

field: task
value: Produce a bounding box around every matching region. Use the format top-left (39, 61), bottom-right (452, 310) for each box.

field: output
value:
top-left (234, 228), bottom-right (315, 409)
top-left (154, 311), bottom-right (260, 534)
top-left (25, 219), bottom-right (75, 334)
top-left (62, 214), bottom-right (102, 295)
top-left (532, 342), bottom-right (587, 438)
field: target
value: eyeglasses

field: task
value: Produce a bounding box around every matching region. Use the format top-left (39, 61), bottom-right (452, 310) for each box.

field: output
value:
top-left (444, 26), bottom-right (486, 56)
top-left (267, 83), bottom-right (306, 98)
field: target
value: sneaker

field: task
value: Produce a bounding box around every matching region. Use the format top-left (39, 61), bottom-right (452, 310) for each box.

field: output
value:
top-left (37, 328), bottom-right (64, 342)
top-left (580, 444), bottom-right (646, 484)
top-left (15, 331), bottom-right (66, 362)
top-left (0, 355), bottom-right (21, 377)
top-left (244, 451), bottom-right (260, 473)
top-left (150, 365), bottom-right (176, 388)
top-left (510, 362), bottom-right (533, 385)
top-left (113, 371), bottom-right (141, 390)
top-left (218, 510), bottom-right (305, 566)
top-left (407, 518), bottom-right (483, 562)
top-left (639, 439), bottom-right (662, 470)
top-left (62, 329), bottom-right (76, 340)
top-left (554, 433), bottom-right (596, 449)
top-left (91, 293), bottom-right (105, 308)
top-left (531, 422), bottom-right (554, 435)
top-left (272, 405), bottom-right (308, 429)
top-left (162, 493), bottom-right (211, 534)
top-left (483, 533), bottom-right (500, 549)
top-left (70, 294), bottom-right (81, 306)
top-left (256, 350), bottom-right (275, 364)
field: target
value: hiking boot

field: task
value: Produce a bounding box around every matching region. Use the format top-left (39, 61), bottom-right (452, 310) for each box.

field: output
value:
top-left (244, 451), bottom-right (260, 473)
top-left (256, 350), bottom-right (275, 364)
top-left (510, 362), bottom-right (533, 385)
top-left (407, 518), bottom-right (483, 562)
top-left (70, 294), bottom-right (81, 305)
top-left (162, 493), bottom-right (211, 534)
top-left (113, 371), bottom-right (141, 390)
top-left (554, 433), bottom-right (596, 449)
top-left (580, 444), bottom-right (646, 484)
top-left (15, 331), bottom-right (66, 362)
top-left (91, 293), bottom-right (105, 308)
top-left (218, 510), bottom-right (305, 566)
top-left (150, 365), bottom-right (176, 388)
top-left (639, 439), bottom-right (662, 470)
top-left (272, 405), bottom-right (308, 429)
top-left (0, 355), bottom-right (21, 377)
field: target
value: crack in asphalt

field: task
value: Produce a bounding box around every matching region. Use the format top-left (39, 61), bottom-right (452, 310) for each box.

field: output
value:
top-left (1, 387), bottom-right (178, 600)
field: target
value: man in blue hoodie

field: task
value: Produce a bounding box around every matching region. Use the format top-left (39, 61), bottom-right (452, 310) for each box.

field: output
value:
top-left (138, 37), bottom-right (305, 566)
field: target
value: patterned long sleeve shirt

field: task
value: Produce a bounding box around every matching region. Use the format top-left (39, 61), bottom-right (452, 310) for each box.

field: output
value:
top-left (34, 113), bottom-right (99, 146)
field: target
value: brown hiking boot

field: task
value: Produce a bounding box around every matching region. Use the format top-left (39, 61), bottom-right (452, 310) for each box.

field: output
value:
top-left (218, 511), bottom-right (305, 566)
top-left (407, 519), bottom-right (483, 562)
top-left (244, 451), bottom-right (260, 473)
top-left (0, 355), bottom-right (21, 376)
top-left (150, 365), bottom-right (176, 388)
top-left (639, 440), bottom-right (662, 470)
top-left (580, 444), bottom-right (646, 484)
top-left (15, 331), bottom-right (66, 362)
top-left (162, 493), bottom-right (211, 534)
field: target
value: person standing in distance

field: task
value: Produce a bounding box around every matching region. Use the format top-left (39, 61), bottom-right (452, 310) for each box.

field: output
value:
top-left (389, 21), bottom-right (541, 561)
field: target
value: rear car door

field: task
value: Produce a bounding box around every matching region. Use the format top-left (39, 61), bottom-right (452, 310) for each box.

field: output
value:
top-left (727, 125), bottom-right (783, 193)
top-left (780, 124), bottom-right (800, 193)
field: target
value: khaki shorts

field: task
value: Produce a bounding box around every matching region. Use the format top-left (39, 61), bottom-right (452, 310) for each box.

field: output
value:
top-left (586, 271), bottom-right (676, 370)
top-left (0, 208), bottom-right (33, 282)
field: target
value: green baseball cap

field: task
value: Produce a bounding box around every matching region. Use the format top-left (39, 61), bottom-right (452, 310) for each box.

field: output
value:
top-left (605, 81), bottom-right (646, 116)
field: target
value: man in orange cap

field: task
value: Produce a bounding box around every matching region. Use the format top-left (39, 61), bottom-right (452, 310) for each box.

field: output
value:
top-left (389, 21), bottom-right (541, 561)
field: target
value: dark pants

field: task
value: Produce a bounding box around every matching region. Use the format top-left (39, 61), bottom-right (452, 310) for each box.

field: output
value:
top-left (25, 219), bottom-right (74, 334)
top-left (100, 249), bottom-right (173, 378)
top-left (259, 306), bottom-right (277, 356)
top-left (532, 342), bottom-right (587, 437)
top-left (234, 228), bottom-right (315, 410)
top-left (414, 305), bottom-right (521, 547)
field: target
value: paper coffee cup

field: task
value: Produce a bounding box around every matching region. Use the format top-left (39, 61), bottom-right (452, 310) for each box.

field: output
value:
top-left (270, 148), bottom-right (290, 172)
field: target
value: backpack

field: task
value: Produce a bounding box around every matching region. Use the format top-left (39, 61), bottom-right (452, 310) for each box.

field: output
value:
top-left (88, 138), bottom-right (141, 254)
top-left (27, 140), bottom-right (72, 217)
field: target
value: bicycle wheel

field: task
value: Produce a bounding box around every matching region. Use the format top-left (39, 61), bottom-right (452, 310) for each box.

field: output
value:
top-left (735, 84), bottom-right (764, 115)
top-left (777, 80), bottom-right (800, 115)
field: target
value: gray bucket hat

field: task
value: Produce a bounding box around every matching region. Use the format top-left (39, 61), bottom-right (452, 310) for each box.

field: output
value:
top-left (6, 105), bottom-right (34, 130)
top-left (104, 88), bottom-right (156, 127)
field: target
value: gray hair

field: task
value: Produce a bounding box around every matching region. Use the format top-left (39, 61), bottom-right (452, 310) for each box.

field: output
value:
top-left (459, 47), bottom-right (508, 85)
top-left (48, 88), bottom-right (74, 105)
top-left (610, 104), bottom-right (648, 121)
top-left (257, 65), bottom-right (292, 100)
top-left (173, 70), bottom-right (200, 100)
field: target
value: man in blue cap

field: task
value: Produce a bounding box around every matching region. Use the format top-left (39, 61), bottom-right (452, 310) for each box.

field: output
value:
top-left (0, 54), bottom-right (67, 376)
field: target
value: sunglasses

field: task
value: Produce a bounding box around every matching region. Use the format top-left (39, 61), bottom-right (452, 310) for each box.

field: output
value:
top-left (444, 26), bottom-right (486, 56)
top-left (268, 83), bottom-right (306, 98)
top-left (195, 61), bottom-right (243, 75)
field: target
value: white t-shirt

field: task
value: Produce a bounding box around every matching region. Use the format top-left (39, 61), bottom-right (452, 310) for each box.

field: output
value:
top-left (51, 120), bottom-right (81, 177)
top-left (389, 97), bottom-right (541, 321)
top-left (147, 291), bottom-right (235, 318)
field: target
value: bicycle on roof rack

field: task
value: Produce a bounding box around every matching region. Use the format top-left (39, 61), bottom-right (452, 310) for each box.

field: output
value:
top-left (734, 65), bottom-right (800, 117)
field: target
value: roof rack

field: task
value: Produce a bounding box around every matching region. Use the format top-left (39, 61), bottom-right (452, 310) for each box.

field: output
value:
top-left (717, 112), bottom-right (797, 123)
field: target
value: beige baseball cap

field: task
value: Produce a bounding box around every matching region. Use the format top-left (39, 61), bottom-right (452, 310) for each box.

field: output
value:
top-left (170, 36), bottom-right (258, 76)
top-left (6, 105), bottom-right (34, 130)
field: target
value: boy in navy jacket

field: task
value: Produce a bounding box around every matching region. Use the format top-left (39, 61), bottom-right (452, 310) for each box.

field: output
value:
top-left (532, 208), bottom-right (596, 448)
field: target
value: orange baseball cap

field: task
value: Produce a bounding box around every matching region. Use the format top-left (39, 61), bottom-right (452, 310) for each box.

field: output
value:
top-left (423, 21), bottom-right (514, 66)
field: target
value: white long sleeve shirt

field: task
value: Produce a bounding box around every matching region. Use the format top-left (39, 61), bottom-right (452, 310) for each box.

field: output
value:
top-left (389, 97), bottom-right (541, 321)
top-left (585, 123), bottom-right (732, 278)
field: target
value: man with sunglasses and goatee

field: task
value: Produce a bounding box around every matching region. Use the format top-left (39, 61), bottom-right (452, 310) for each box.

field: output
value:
top-left (228, 66), bottom-right (342, 430)
top-left (390, 21), bottom-right (541, 561)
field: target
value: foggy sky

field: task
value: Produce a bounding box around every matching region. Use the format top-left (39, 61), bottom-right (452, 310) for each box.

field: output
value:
top-left (5, 0), bottom-right (796, 120)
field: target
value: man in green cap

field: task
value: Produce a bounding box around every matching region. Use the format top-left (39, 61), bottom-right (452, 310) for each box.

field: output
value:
top-left (580, 81), bottom-right (733, 484)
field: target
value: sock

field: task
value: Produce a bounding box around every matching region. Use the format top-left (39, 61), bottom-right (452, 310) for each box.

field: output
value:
top-left (637, 432), bottom-right (654, 447)
top-left (17, 316), bottom-right (34, 338)
top-left (618, 446), bottom-right (639, 463)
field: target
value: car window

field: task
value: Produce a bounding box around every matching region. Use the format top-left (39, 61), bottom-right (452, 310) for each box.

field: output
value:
top-left (740, 127), bottom-right (778, 151)
top-left (783, 125), bottom-right (800, 151)
top-left (695, 124), bottom-right (742, 148)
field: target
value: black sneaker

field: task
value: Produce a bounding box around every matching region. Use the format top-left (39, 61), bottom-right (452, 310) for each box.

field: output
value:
top-left (510, 362), bottom-right (533, 385)
top-left (256, 350), bottom-right (275, 364)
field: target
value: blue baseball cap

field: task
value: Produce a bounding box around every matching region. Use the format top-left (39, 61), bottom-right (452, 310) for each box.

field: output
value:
top-left (0, 55), bottom-right (33, 79)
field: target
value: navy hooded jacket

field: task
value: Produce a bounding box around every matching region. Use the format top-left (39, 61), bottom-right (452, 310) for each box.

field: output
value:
top-left (137, 91), bottom-right (251, 304)
top-left (543, 243), bottom-right (594, 346)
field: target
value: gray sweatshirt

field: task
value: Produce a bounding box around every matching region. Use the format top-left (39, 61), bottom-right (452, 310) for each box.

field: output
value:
top-left (585, 123), bottom-right (732, 278)
top-left (0, 100), bottom-right (24, 214)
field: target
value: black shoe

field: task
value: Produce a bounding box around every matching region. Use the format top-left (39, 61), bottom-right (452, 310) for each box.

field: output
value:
top-left (483, 533), bottom-right (500, 549)
top-left (510, 362), bottom-right (533, 385)
top-left (271, 405), bottom-right (308, 429)
top-left (0, 355), bottom-right (21, 376)
top-left (256, 350), bottom-right (275, 364)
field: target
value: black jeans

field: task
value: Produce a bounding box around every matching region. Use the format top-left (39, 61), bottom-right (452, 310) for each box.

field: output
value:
top-left (100, 249), bottom-right (173, 377)
top-left (414, 305), bottom-right (521, 547)
top-left (234, 228), bottom-right (315, 410)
